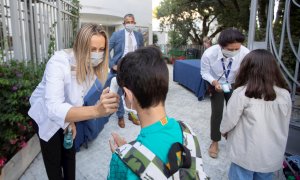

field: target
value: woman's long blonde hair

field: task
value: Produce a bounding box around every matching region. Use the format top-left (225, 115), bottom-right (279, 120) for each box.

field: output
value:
top-left (73, 23), bottom-right (109, 85)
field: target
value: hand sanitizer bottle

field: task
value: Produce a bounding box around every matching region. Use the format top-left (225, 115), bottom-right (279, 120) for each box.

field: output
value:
top-left (63, 126), bottom-right (73, 149)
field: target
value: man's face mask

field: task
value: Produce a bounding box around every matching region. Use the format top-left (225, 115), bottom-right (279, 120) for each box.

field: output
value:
top-left (125, 24), bottom-right (135, 33)
top-left (90, 51), bottom-right (104, 67)
top-left (221, 48), bottom-right (240, 58)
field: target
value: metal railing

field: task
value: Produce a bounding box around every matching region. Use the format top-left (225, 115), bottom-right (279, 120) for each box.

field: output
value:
top-left (248, 0), bottom-right (300, 155)
top-left (158, 44), bottom-right (206, 59)
top-left (247, 0), bottom-right (300, 110)
top-left (0, 0), bottom-right (79, 64)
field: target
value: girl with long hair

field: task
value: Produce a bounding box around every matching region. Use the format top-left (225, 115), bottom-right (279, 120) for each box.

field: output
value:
top-left (220, 49), bottom-right (292, 179)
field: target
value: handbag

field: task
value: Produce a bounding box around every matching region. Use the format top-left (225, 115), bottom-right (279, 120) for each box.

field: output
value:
top-left (74, 78), bottom-right (109, 151)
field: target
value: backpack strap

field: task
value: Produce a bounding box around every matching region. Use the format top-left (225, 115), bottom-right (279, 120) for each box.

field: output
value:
top-left (177, 121), bottom-right (208, 179)
top-left (177, 121), bottom-right (202, 158)
top-left (115, 121), bottom-right (208, 180)
top-left (83, 78), bottom-right (102, 106)
top-left (115, 141), bottom-right (170, 180)
top-left (167, 142), bottom-right (191, 175)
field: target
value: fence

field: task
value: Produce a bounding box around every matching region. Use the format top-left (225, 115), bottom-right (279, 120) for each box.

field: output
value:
top-left (158, 44), bottom-right (206, 63)
top-left (248, 0), bottom-right (300, 109)
top-left (0, 0), bottom-right (79, 64)
top-left (248, 0), bottom-right (300, 156)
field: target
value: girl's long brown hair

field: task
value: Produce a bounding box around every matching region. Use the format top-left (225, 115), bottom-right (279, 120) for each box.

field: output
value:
top-left (73, 23), bottom-right (109, 85)
top-left (234, 49), bottom-right (289, 101)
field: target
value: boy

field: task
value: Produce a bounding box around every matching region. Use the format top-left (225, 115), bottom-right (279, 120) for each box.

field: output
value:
top-left (108, 46), bottom-right (207, 179)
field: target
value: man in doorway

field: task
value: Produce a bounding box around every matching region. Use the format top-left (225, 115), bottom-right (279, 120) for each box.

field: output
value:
top-left (200, 28), bottom-right (249, 158)
top-left (105, 13), bottom-right (144, 128)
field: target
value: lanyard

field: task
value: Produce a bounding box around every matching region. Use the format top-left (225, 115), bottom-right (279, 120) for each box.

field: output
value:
top-left (221, 58), bottom-right (232, 82)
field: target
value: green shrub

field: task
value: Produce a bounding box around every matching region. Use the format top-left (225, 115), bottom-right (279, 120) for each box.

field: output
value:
top-left (0, 61), bottom-right (45, 172)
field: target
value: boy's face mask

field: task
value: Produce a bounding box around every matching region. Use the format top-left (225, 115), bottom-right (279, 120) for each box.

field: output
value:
top-left (122, 94), bottom-right (138, 116)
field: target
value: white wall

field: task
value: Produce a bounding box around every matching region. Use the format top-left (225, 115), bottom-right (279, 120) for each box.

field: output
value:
top-left (80, 0), bottom-right (152, 44)
top-left (153, 31), bottom-right (169, 45)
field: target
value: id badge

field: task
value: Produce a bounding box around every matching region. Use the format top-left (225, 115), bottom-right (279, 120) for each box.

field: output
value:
top-left (222, 83), bottom-right (231, 93)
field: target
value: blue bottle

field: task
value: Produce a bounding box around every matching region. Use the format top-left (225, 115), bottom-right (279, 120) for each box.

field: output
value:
top-left (63, 126), bottom-right (73, 149)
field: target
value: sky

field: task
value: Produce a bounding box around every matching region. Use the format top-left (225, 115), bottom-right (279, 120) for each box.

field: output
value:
top-left (152, 0), bottom-right (162, 31)
top-left (152, 0), bottom-right (161, 8)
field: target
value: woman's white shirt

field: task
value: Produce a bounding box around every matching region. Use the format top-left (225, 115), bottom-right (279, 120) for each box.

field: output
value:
top-left (28, 50), bottom-right (95, 142)
top-left (220, 86), bottom-right (292, 172)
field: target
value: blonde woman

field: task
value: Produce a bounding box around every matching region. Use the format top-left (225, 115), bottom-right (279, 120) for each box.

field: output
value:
top-left (28, 24), bottom-right (119, 180)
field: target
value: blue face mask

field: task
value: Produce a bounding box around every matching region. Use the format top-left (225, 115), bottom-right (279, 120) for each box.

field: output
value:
top-left (90, 52), bottom-right (104, 67)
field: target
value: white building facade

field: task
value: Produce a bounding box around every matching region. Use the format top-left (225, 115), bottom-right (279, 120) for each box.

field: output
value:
top-left (79, 0), bottom-right (153, 45)
top-left (153, 31), bottom-right (169, 45)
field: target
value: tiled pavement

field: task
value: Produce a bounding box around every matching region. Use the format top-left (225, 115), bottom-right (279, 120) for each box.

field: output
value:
top-left (20, 64), bottom-right (230, 180)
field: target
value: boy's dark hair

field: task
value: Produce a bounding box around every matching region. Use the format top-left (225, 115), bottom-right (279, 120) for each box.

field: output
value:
top-left (234, 49), bottom-right (290, 101)
top-left (117, 46), bottom-right (169, 108)
top-left (218, 28), bottom-right (245, 47)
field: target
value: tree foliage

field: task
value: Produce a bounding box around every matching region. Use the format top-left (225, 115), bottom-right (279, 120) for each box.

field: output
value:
top-left (155, 0), bottom-right (251, 45)
top-left (273, 0), bottom-right (300, 75)
top-left (168, 30), bottom-right (187, 48)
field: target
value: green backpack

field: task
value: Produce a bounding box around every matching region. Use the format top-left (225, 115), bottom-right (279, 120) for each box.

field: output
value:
top-left (115, 121), bottom-right (209, 180)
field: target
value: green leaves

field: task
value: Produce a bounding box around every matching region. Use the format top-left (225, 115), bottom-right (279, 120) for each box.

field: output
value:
top-left (156, 0), bottom-right (252, 45)
top-left (0, 60), bottom-right (44, 171)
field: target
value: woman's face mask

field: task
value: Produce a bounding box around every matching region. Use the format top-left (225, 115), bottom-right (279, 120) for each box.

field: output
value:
top-left (90, 51), bottom-right (104, 67)
top-left (221, 49), bottom-right (240, 58)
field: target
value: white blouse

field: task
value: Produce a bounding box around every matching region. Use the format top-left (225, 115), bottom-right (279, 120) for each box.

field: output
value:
top-left (28, 50), bottom-right (95, 141)
top-left (220, 86), bottom-right (292, 172)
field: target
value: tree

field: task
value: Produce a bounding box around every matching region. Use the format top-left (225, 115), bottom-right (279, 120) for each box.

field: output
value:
top-left (168, 30), bottom-right (187, 48)
top-left (273, 0), bottom-right (300, 75)
top-left (155, 0), bottom-right (251, 46)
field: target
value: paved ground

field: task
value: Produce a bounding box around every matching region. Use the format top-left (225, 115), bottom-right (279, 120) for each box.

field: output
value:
top-left (20, 64), bottom-right (230, 180)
